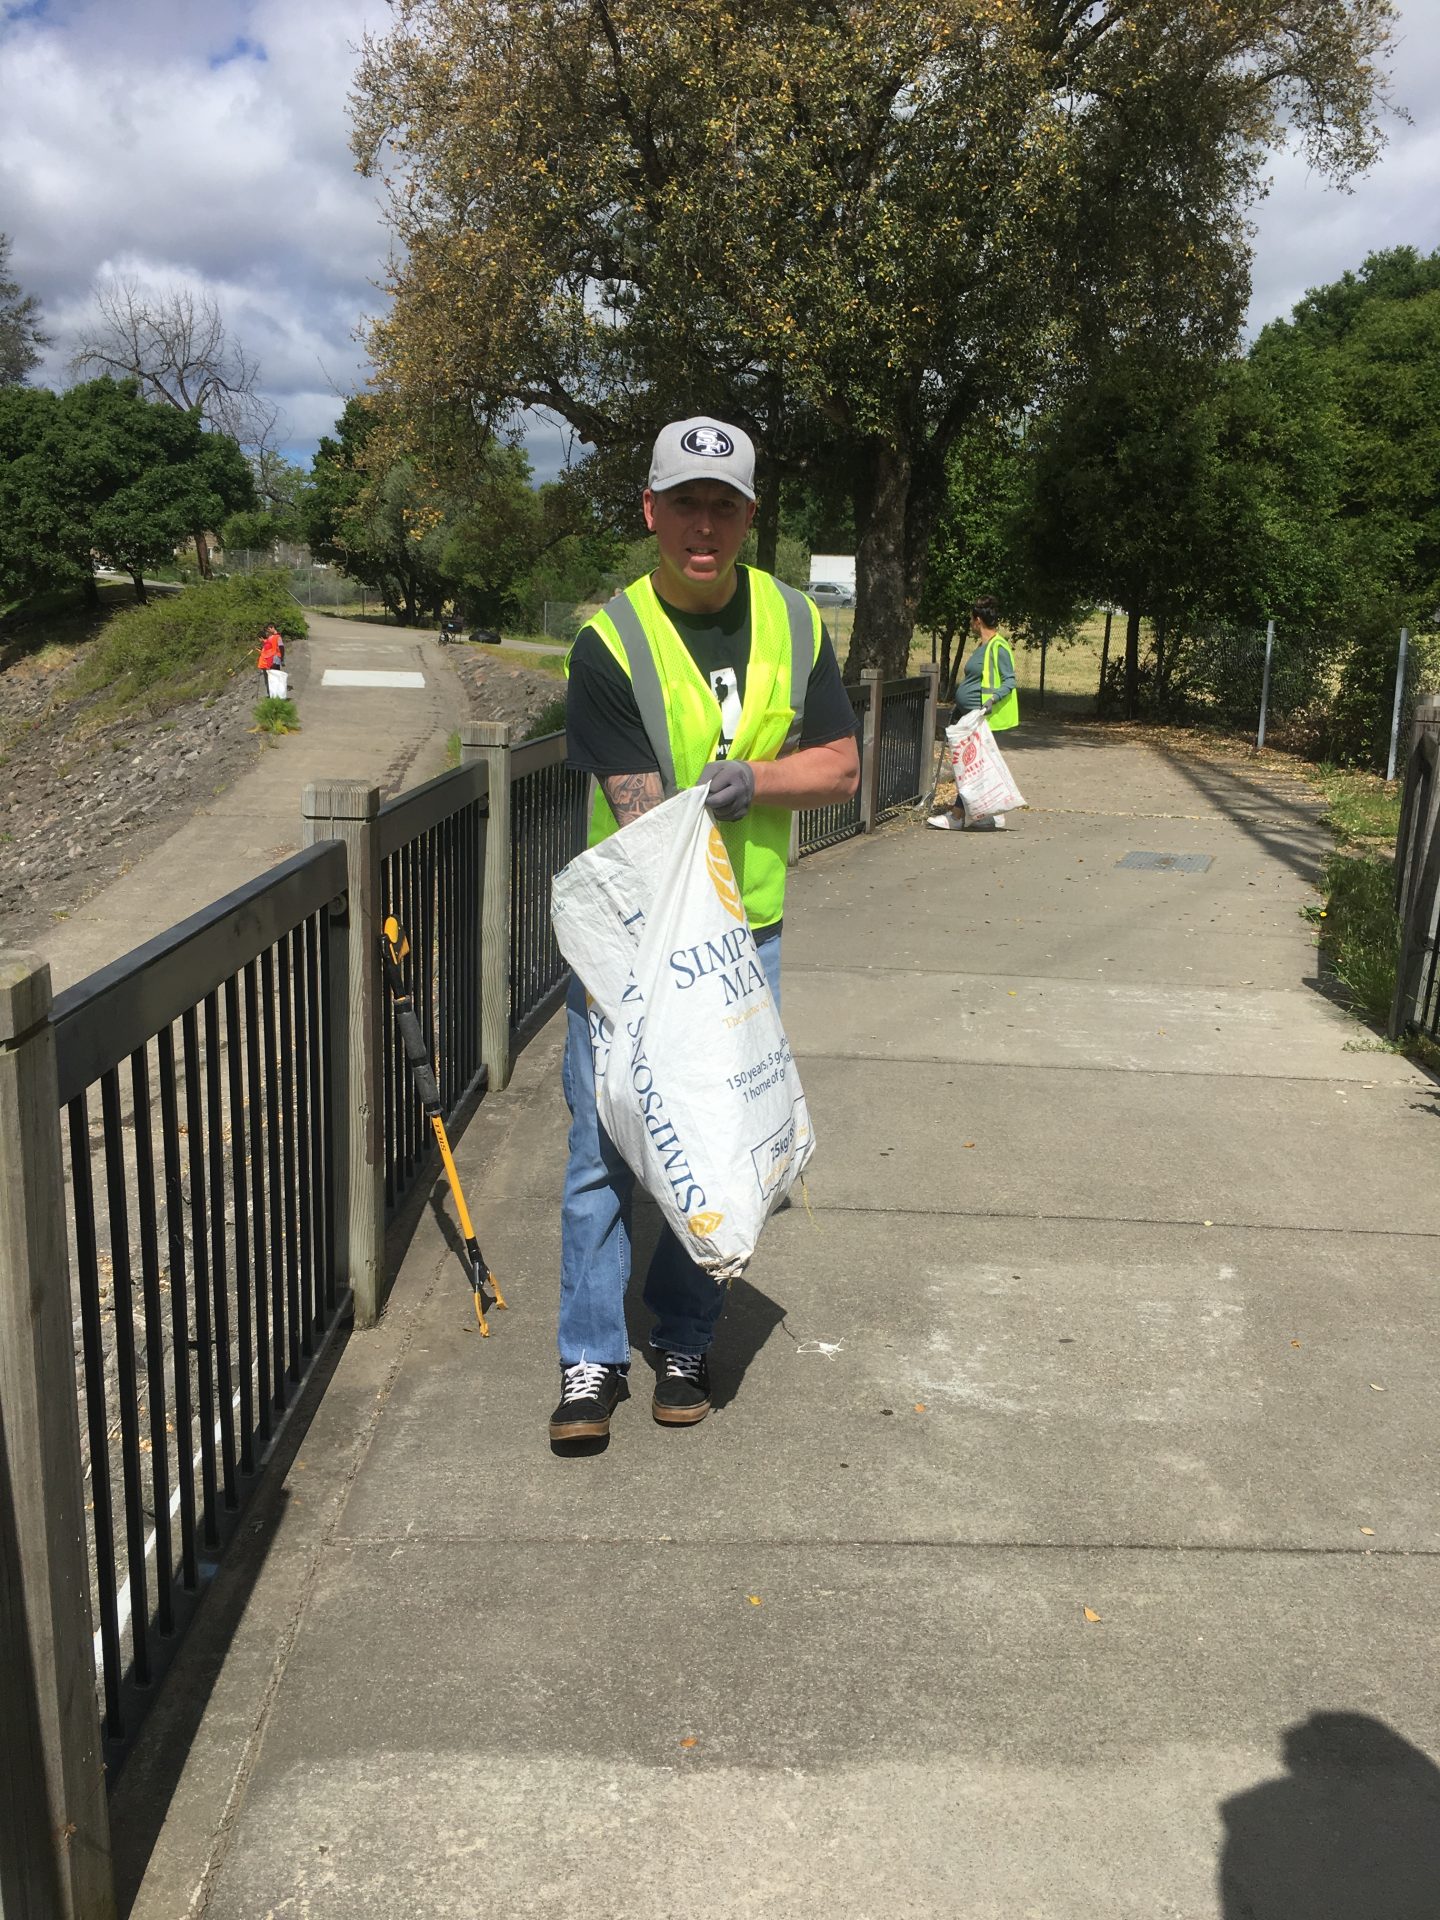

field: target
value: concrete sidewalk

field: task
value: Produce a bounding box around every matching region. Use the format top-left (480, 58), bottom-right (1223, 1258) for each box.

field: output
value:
top-left (113, 725), bottom-right (1440, 1919)
top-left (42, 611), bottom-right (465, 991)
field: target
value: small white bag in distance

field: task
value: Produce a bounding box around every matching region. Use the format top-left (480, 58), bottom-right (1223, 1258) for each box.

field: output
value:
top-left (551, 785), bottom-right (814, 1281)
top-left (946, 711), bottom-right (1025, 822)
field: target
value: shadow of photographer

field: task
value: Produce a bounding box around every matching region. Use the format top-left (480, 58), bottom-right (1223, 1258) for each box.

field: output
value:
top-left (1219, 1711), bottom-right (1440, 1918)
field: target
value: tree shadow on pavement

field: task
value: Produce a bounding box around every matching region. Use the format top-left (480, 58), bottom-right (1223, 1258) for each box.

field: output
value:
top-left (1218, 1712), bottom-right (1440, 1919)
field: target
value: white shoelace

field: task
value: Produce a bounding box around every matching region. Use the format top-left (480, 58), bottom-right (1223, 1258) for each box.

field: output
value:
top-left (560, 1360), bottom-right (612, 1402)
top-left (663, 1351), bottom-right (704, 1381)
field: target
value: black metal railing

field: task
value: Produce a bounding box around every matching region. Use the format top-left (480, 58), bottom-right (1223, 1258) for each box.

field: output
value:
top-left (378, 763), bottom-right (488, 1219)
top-left (1390, 732), bottom-right (1440, 1042)
top-left (875, 675), bottom-right (929, 820)
top-left (797, 683), bottom-right (870, 856)
top-left (509, 733), bottom-right (590, 1031)
top-left (51, 844), bottom-right (347, 1771)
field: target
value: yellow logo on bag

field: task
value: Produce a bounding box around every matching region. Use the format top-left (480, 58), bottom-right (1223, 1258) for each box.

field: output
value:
top-left (706, 827), bottom-right (743, 921)
top-left (687, 1211), bottom-right (724, 1237)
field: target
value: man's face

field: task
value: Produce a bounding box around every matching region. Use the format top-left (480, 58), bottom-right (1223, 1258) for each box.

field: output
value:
top-left (644, 479), bottom-right (756, 594)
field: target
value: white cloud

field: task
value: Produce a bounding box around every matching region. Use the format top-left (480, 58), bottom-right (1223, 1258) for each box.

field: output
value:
top-left (1245, 0), bottom-right (1440, 332)
top-left (1, 0), bottom-right (1436, 477)
top-left (1, 0), bottom-right (387, 462)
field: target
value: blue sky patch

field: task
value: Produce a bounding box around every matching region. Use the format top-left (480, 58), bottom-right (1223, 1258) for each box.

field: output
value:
top-left (210, 33), bottom-right (267, 70)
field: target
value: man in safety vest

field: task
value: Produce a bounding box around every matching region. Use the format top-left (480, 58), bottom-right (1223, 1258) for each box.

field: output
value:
top-left (553, 415), bottom-right (860, 1444)
top-left (927, 595), bottom-right (1019, 831)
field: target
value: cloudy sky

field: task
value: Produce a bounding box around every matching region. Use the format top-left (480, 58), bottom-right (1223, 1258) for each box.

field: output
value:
top-left (2, 0), bottom-right (1437, 482)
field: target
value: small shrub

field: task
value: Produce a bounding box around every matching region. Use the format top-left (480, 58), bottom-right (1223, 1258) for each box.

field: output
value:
top-left (253, 696), bottom-right (301, 735)
top-left (69, 572), bottom-right (307, 722)
top-left (522, 696), bottom-right (568, 742)
top-left (1316, 852), bottom-right (1399, 1025)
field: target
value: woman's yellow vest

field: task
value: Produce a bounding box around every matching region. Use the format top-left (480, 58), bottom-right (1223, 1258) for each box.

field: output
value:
top-left (575, 566), bottom-right (821, 931)
top-left (982, 634), bottom-right (1019, 730)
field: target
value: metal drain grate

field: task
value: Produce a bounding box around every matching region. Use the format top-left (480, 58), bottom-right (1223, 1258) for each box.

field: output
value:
top-left (1116, 851), bottom-right (1214, 873)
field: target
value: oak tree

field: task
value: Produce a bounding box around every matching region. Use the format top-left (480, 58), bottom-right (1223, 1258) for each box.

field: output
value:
top-left (352, 0), bottom-right (1398, 675)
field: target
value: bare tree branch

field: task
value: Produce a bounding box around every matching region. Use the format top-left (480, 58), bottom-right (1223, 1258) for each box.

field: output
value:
top-left (70, 277), bottom-right (278, 451)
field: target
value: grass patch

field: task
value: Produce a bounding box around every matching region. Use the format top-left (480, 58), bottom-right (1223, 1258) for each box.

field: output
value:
top-left (252, 696), bottom-right (301, 735)
top-left (1302, 763), bottom-right (1403, 847)
top-left (1311, 851), bottom-right (1399, 1026)
top-left (65, 573), bottom-right (306, 727)
top-left (446, 729), bottom-right (461, 768)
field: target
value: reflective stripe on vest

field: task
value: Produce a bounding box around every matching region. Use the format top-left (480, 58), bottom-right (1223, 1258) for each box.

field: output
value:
top-left (580, 567), bottom-right (821, 927)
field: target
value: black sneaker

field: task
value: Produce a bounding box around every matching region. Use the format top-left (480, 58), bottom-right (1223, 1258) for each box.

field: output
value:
top-left (652, 1350), bottom-right (711, 1426)
top-left (549, 1361), bottom-right (626, 1441)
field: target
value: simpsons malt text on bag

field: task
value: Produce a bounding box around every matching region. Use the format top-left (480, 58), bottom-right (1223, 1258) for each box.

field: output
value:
top-left (550, 785), bottom-right (814, 1281)
top-left (946, 711), bottom-right (1025, 822)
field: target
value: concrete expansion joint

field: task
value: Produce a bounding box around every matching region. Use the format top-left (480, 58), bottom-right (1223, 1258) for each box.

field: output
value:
top-left (328, 1533), bottom-right (1439, 1560)
top-left (811, 1200), bottom-right (1440, 1241)
top-left (800, 1050), bottom-right (1403, 1087)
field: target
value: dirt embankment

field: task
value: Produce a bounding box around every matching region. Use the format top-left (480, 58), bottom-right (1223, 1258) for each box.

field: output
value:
top-left (0, 636), bottom-right (564, 959)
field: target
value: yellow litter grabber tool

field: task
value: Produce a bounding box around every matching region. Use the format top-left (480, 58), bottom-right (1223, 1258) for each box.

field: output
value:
top-left (379, 915), bottom-right (506, 1335)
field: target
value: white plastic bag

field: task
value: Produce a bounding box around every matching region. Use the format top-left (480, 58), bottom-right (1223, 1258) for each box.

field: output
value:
top-left (550, 786), bottom-right (814, 1281)
top-left (946, 711), bottom-right (1024, 821)
top-left (265, 667), bottom-right (289, 700)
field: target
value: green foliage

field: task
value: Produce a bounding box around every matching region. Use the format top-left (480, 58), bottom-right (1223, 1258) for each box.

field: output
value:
top-left (1250, 248), bottom-right (1440, 645)
top-left (1321, 626), bottom-right (1440, 767)
top-left (253, 696), bottom-right (301, 735)
top-left (521, 696), bottom-right (569, 742)
top-left (1307, 764), bottom-right (1404, 845)
top-left (1315, 852), bottom-right (1400, 1026)
top-left (0, 377), bottom-right (255, 601)
top-left (222, 507), bottom-right (291, 553)
top-left (69, 571), bottom-right (305, 720)
top-left (0, 234), bottom-right (46, 387)
top-left (354, 0), bottom-right (1397, 675)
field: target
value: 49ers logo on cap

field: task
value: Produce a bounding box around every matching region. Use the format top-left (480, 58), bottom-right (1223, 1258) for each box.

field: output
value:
top-left (680, 426), bottom-right (734, 458)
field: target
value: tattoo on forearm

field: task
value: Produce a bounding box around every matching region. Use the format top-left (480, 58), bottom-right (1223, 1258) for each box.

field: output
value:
top-left (602, 771), bottom-right (664, 825)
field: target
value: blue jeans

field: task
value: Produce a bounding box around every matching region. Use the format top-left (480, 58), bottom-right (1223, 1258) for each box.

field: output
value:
top-left (558, 934), bottom-right (782, 1365)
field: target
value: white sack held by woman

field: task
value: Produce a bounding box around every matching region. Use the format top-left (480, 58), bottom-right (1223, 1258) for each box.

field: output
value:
top-left (551, 784), bottom-right (814, 1281)
top-left (946, 710), bottom-right (1025, 823)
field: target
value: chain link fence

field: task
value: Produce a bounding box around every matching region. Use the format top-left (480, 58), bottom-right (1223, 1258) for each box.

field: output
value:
top-left (1084, 615), bottom-right (1440, 773)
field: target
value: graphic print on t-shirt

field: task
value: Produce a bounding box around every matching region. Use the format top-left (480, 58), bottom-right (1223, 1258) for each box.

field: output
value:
top-left (710, 666), bottom-right (742, 760)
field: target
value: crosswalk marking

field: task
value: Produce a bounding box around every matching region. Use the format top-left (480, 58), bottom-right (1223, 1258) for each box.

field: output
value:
top-left (321, 669), bottom-right (427, 689)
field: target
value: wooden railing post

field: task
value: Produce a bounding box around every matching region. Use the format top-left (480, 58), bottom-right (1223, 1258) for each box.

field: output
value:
top-left (859, 668), bottom-right (884, 831)
top-left (1410, 693), bottom-right (1440, 765)
top-left (301, 783), bottom-right (385, 1327)
top-left (462, 723), bottom-right (515, 1091)
top-left (0, 955), bottom-right (116, 1920)
top-left (919, 660), bottom-right (941, 798)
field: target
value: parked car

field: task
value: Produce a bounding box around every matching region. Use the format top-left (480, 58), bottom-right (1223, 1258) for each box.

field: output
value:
top-left (808, 581), bottom-right (855, 607)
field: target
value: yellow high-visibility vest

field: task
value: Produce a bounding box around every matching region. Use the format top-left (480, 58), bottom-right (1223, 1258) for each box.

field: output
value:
top-left (983, 634), bottom-right (1019, 730)
top-left (576, 567), bottom-right (820, 930)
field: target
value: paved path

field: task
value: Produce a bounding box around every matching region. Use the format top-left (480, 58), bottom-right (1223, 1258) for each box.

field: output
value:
top-left (41, 612), bottom-right (465, 992)
top-left (113, 725), bottom-right (1440, 1919)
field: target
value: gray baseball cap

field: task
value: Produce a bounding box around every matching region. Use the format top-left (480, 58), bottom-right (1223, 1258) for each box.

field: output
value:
top-left (647, 416), bottom-right (756, 501)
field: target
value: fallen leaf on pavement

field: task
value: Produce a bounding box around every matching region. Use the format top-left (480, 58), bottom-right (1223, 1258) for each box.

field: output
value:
top-left (680, 1737), bottom-right (700, 1748)
top-left (1083, 1607), bottom-right (1102, 1623)
top-left (1360, 1528), bottom-right (1375, 1537)
top-left (747, 1595), bottom-right (763, 1606)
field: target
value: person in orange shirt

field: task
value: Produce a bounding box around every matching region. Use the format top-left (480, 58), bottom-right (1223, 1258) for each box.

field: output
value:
top-left (257, 624), bottom-right (285, 692)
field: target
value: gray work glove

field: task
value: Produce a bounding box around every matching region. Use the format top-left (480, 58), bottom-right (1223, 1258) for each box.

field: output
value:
top-left (700, 759), bottom-right (755, 821)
